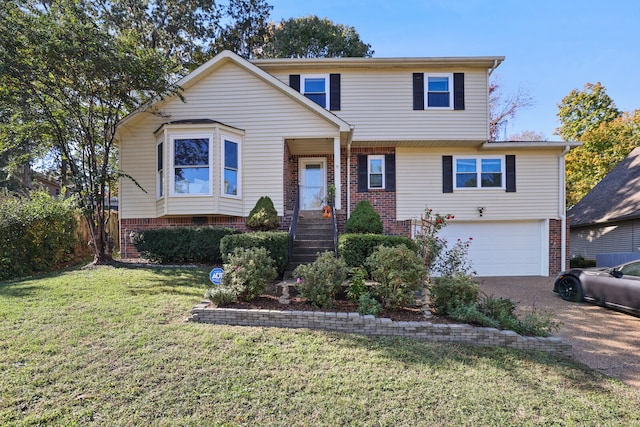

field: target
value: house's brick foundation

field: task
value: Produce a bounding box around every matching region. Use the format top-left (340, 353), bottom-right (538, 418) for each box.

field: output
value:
top-left (189, 302), bottom-right (572, 355)
top-left (549, 218), bottom-right (569, 276)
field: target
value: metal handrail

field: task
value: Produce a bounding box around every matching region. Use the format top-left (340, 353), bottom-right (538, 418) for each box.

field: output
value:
top-left (288, 187), bottom-right (301, 262)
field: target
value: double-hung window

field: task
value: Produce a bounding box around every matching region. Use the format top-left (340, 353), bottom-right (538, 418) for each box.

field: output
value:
top-left (171, 135), bottom-right (212, 195)
top-left (302, 75), bottom-right (329, 108)
top-left (222, 135), bottom-right (241, 197)
top-left (427, 73), bottom-right (453, 108)
top-left (455, 157), bottom-right (503, 189)
top-left (368, 155), bottom-right (385, 189)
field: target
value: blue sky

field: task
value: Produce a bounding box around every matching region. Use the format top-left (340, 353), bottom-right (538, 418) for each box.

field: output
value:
top-left (268, 0), bottom-right (640, 141)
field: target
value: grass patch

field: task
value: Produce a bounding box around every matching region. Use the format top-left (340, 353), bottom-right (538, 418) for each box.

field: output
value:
top-left (1, 266), bottom-right (639, 426)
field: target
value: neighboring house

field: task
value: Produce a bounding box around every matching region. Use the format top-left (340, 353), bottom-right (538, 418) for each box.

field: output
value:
top-left (116, 50), bottom-right (578, 276)
top-left (569, 147), bottom-right (640, 260)
top-left (34, 173), bottom-right (61, 198)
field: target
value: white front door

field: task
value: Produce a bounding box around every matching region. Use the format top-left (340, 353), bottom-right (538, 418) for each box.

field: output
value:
top-left (299, 158), bottom-right (326, 210)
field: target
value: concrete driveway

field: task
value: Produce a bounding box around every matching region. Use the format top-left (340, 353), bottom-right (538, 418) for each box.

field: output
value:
top-left (476, 276), bottom-right (640, 388)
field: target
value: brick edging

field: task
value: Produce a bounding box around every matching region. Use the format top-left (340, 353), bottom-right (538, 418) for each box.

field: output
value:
top-left (189, 302), bottom-right (572, 355)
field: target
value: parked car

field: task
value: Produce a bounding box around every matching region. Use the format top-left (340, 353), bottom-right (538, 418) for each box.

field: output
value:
top-left (553, 260), bottom-right (640, 315)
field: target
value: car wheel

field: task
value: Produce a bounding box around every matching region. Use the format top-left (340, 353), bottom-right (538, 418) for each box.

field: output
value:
top-left (556, 276), bottom-right (584, 302)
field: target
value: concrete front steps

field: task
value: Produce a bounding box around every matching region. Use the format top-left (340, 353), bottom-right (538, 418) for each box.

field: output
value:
top-left (287, 210), bottom-right (336, 274)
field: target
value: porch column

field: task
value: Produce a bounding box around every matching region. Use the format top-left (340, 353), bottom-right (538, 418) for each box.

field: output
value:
top-left (333, 137), bottom-right (341, 210)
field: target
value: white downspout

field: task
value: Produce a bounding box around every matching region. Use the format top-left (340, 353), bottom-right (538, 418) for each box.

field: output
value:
top-left (559, 145), bottom-right (571, 272)
top-left (346, 126), bottom-right (355, 219)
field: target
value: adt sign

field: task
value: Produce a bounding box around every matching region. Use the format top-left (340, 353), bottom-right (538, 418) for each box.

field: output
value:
top-left (209, 267), bottom-right (224, 285)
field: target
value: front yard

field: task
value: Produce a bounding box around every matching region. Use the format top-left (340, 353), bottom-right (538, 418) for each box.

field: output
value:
top-left (1, 265), bottom-right (639, 426)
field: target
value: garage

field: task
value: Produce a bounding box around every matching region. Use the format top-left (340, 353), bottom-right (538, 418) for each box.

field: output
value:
top-left (436, 220), bottom-right (548, 276)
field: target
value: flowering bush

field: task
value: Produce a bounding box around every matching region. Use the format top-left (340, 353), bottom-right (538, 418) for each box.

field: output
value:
top-left (293, 252), bottom-right (349, 308)
top-left (433, 238), bottom-right (476, 277)
top-left (219, 246), bottom-right (277, 301)
top-left (366, 244), bottom-right (426, 308)
top-left (414, 208), bottom-right (454, 274)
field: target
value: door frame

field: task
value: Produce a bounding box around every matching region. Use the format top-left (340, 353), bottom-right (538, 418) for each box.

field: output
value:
top-left (298, 157), bottom-right (327, 210)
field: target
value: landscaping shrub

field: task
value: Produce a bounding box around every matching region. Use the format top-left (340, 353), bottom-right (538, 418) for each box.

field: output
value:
top-left (0, 191), bottom-right (77, 280)
top-left (344, 200), bottom-right (383, 234)
top-left (346, 267), bottom-right (368, 303)
top-left (293, 252), bottom-right (348, 308)
top-left (220, 231), bottom-right (289, 276)
top-left (357, 293), bottom-right (383, 316)
top-left (131, 227), bottom-right (239, 264)
top-left (570, 255), bottom-right (596, 268)
top-left (219, 247), bottom-right (277, 301)
top-left (428, 274), bottom-right (480, 315)
top-left (339, 233), bottom-right (417, 268)
top-left (204, 287), bottom-right (237, 306)
top-left (245, 196), bottom-right (279, 231)
top-left (366, 244), bottom-right (426, 308)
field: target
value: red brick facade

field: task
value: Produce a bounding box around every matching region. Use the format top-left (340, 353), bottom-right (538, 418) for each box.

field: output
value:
top-left (549, 218), bottom-right (570, 276)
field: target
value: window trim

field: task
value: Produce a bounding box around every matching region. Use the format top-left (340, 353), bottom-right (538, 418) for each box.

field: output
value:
top-left (301, 74), bottom-right (330, 108)
top-left (169, 133), bottom-right (213, 197)
top-left (221, 134), bottom-right (241, 199)
top-left (368, 155), bottom-right (386, 190)
top-left (453, 156), bottom-right (505, 190)
top-left (426, 73), bottom-right (454, 109)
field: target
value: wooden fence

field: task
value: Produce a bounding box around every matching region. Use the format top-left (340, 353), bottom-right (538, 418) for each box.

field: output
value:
top-left (74, 211), bottom-right (119, 256)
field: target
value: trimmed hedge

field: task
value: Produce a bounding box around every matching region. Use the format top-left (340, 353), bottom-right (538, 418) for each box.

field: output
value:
top-left (220, 231), bottom-right (289, 276)
top-left (131, 227), bottom-right (240, 264)
top-left (344, 200), bottom-right (383, 234)
top-left (338, 233), bottom-right (417, 269)
top-left (0, 191), bottom-right (77, 280)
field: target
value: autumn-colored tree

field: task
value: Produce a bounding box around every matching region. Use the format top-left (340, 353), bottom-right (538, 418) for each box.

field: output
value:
top-left (564, 110), bottom-right (640, 206)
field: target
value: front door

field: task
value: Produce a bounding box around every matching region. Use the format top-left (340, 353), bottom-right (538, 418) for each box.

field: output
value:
top-left (299, 158), bottom-right (326, 210)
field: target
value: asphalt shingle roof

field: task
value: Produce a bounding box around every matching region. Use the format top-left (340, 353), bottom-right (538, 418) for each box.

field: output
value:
top-left (569, 147), bottom-right (640, 227)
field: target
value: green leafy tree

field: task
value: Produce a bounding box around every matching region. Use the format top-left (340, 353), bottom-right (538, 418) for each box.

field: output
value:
top-left (263, 16), bottom-right (374, 58)
top-left (556, 82), bottom-right (621, 141)
top-left (0, 0), bottom-right (180, 263)
top-left (215, 0), bottom-right (274, 59)
top-left (565, 110), bottom-right (640, 206)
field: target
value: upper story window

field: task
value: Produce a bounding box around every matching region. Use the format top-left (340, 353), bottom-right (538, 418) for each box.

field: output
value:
top-left (302, 75), bottom-right (328, 108)
top-left (455, 157), bottom-right (503, 189)
top-left (171, 135), bottom-right (212, 195)
top-left (289, 74), bottom-right (340, 111)
top-left (427, 74), bottom-right (453, 108)
top-left (368, 155), bottom-right (385, 189)
top-left (222, 135), bottom-right (241, 197)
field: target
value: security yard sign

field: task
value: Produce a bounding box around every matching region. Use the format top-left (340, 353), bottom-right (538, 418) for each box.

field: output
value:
top-left (209, 267), bottom-right (224, 285)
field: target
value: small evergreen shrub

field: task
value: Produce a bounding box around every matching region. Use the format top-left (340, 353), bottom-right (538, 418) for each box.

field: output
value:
top-left (131, 226), bottom-right (239, 264)
top-left (570, 255), bottom-right (596, 268)
top-left (339, 234), bottom-right (417, 268)
top-left (357, 293), bottom-right (383, 316)
top-left (204, 287), bottom-right (237, 306)
top-left (220, 247), bottom-right (277, 301)
top-left (245, 196), bottom-right (279, 231)
top-left (428, 274), bottom-right (480, 315)
top-left (344, 200), bottom-right (383, 234)
top-left (0, 191), bottom-right (77, 280)
top-left (293, 252), bottom-right (348, 308)
top-left (220, 231), bottom-right (289, 276)
top-left (366, 244), bottom-right (426, 308)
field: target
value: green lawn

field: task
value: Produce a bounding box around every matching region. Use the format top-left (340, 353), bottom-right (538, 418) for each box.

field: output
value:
top-left (1, 266), bottom-right (639, 426)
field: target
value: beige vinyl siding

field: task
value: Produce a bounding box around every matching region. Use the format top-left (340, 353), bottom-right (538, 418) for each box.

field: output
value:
top-left (396, 147), bottom-right (561, 221)
top-left (119, 62), bottom-right (340, 219)
top-left (269, 68), bottom-right (489, 141)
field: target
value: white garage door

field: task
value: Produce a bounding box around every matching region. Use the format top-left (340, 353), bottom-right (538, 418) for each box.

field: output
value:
top-left (436, 221), bottom-right (548, 276)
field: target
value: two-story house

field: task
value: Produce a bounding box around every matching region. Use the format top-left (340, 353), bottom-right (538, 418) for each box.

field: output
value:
top-left (116, 50), bottom-right (578, 276)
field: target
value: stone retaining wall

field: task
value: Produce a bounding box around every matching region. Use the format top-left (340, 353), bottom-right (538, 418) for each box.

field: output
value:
top-left (189, 302), bottom-right (572, 355)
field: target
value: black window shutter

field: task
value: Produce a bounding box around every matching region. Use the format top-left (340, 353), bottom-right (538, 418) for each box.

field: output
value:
top-left (289, 74), bottom-right (300, 92)
top-left (442, 156), bottom-right (453, 193)
top-left (453, 73), bottom-right (465, 110)
top-left (357, 154), bottom-right (368, 192)
top-left (506, 155), bottom-right (516, 192)
top-left (329, 74), bottom-right (341, 111)
top-left (385, 154), bottom-right (396, 192)
top-left (413, 73), bottom-right (424, 110)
